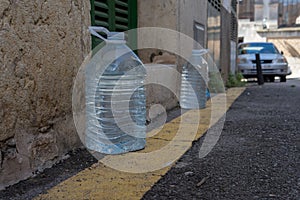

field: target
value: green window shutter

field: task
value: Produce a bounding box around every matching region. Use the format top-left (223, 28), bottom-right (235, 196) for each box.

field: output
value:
top-left (90, 0), bottom-right (137, 49)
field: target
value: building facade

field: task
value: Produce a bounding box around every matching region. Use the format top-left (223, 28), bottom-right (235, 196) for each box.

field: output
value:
top-left (238, 0), bottom-right (300, 29)
top-left (278, 0), bottom-right (300, 27)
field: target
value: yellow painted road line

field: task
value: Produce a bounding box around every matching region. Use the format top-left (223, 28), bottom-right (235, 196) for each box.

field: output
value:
top-left (35, 87), bottom-right (245, 200)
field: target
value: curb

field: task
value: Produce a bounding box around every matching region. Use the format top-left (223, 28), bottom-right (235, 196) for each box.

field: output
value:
top-left (35, 87), bottom-right (245, 200)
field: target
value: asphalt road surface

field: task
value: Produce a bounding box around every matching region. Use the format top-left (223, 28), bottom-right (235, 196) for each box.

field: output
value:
top-left (143, 78), bottom-right (300, 200)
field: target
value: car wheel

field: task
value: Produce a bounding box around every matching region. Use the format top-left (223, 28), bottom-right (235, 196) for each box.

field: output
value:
top-left (270, 76), bottom-right (275, 82)
top-left (280, 76), bottom-right (287, 82)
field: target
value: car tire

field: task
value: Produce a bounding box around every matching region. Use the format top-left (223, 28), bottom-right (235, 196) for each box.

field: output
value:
top-left (280, 76), bottom-right (287, 82)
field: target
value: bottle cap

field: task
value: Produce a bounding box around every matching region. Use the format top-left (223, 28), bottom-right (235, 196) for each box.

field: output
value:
top-left (89, 26), bottom-right (125, 43)
top-left (108, 32), bottom-right (125, 41)
top-left (192, 49), bottom-right (208, 55)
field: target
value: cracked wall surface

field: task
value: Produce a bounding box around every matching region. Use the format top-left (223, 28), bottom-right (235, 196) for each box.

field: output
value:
top-left (0, 0), bottom-right (91, 189)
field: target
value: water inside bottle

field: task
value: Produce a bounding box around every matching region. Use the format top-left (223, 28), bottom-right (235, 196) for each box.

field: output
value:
top-left (86, 52), bottom-right (146, 154)
top-left (180, 51), bottom-right (208, 109)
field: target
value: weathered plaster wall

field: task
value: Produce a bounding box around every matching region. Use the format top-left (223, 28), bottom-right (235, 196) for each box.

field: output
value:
top-left (178, 0), bottom-right (207, 46)
top-left (137, 0), bottom-right (209, 116)
top-left (0, 0), bottom-right (90, 189)
top-left (138, 0), bottom-right (208, 61)
top-left (220, 8), bottom-right (231, 80)
top-left (138, 0), bottom-right (177, 29)
top-left (137, 0), bottom-right (179, 117)
top-left (177, 0), bottom-right (208, 70)
top-left (137, 0), bottom-right (177, 63)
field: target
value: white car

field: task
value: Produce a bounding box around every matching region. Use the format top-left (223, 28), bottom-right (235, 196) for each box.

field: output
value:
top-left (237, 42), bottom-right (291, 82)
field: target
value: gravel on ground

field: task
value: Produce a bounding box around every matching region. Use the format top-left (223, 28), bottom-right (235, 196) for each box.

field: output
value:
top-left (143, 80), bottom-right (300, 200)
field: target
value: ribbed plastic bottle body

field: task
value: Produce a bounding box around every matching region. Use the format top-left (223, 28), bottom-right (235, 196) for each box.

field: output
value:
top-left (180, 52), bottom-right (208, 109)
top-left (86, 42), bottom-right (146, 154)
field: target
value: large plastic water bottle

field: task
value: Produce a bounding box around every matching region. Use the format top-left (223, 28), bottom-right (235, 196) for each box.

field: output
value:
top-left (180, 49), bottom-right (208, 109)
top-left (85, 27), bottom-right (146, 154)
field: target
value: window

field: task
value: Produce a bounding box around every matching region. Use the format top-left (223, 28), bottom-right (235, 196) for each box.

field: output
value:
top-left (90, 0), bottom-right (137, 49)
top-left (238, 43), bottom-right (279, 55)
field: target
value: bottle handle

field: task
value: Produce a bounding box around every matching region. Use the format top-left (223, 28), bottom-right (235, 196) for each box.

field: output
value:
top-left (89, 26), bottom-right (109, 42)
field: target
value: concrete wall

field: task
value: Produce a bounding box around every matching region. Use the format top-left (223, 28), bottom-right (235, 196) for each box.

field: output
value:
top-left (220, 7), bottom-right (231, 79)
top-left (144, 64), bottom-right (180, 116)
top-left (230, 41), bottom-right (237, 74)
top-left (267, 37), bottom-right (300, 79)
top-left (138, 0), bottom-right (207, 56)
top-left (137, 0), bottom-right (209, 116)
top-left (0, 0), bottom-right (90, 189)
top-left (137, 0), bottom-right (177, 63)
top-left (137, 0), bottom-right (179, 118)
top-left (238, 20), bottom-right (267, 42)
top-left (178, 0), bottom-right (207, 45)
top-left (257, 28), bottom-right (300, 38)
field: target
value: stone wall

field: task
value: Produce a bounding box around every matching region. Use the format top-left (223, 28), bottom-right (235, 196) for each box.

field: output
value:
top-left (0, 0), bottom-right (90, 189)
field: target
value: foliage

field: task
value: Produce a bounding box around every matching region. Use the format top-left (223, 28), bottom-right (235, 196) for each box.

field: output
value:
top-left (208, 72), bottom-right (226, 93)
top-left (226, 73), bottom-right (246, 88)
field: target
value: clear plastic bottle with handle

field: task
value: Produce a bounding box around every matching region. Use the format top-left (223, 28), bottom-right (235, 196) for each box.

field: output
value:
top-left (85, 27), bottom-right (146, 154)
top-left (180, 49), bottom-right (209, 109)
